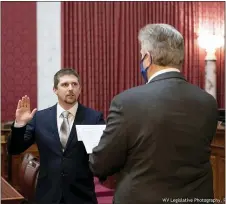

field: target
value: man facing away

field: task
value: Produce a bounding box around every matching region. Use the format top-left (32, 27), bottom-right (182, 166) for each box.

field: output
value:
top-left (89, 24), bottom-right (218, 204)
top-left (7, 68), bottom-right (105, 204)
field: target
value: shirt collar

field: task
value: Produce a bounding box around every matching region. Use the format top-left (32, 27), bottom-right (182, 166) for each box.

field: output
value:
top-left (147, 68), bottom-right (180, 84)
top-left (57, 102), bottom-right (78, 118)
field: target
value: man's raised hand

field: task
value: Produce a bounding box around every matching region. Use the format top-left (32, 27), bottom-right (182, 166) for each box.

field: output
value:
top-left (15, 95), bottom-right (37, 126)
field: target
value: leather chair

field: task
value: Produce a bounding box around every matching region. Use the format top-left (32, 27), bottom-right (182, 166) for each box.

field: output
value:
top-left (19, 153), bottom-right (40, 202)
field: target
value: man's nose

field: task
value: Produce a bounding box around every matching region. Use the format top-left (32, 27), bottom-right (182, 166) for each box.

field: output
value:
top-left (68, 84), bottom-right (73, 90)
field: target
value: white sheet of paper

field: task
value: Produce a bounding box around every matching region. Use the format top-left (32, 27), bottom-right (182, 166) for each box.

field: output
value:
top-left (76, 125), bottom-right (106, 153)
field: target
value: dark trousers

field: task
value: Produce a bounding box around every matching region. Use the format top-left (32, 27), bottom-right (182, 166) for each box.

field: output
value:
top-left (60, 196), bottom-right (64, 204)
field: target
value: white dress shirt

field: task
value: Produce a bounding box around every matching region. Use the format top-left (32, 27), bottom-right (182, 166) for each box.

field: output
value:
top-left (147, 68), bottom-right (180, 84)
top-left (57, 102), bottom-right (78, 139)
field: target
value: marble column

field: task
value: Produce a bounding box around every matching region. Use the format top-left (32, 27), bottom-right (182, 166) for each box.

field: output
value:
top-left (37, 2), bottom-right (61, 110)
top-left (205, 59), bottom-right (216, 99)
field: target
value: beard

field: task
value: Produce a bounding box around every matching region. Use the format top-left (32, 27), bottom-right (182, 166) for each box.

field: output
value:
top-left (64, 95), bottom-right (77, 104)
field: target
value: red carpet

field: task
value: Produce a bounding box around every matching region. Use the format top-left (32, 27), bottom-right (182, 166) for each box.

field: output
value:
top-left (94, 177), bottom-right (113, 204)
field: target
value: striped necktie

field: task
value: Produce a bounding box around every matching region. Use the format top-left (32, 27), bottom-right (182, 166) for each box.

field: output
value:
top-left (60, 111), bottom-right (70, 150)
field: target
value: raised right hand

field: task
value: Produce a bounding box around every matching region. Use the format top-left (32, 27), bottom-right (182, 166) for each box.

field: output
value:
top-left (15, 95), bottom-right (37, 125)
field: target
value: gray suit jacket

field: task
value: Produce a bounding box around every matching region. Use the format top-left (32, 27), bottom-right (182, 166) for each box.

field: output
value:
top-left (89, 72), bottom-right (218, 204)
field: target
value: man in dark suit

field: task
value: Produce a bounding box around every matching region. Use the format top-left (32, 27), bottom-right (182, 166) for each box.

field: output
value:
top-left (89, 24), bottom-right (218, 204)
top-left (7, 68), bottom-right (105, 204)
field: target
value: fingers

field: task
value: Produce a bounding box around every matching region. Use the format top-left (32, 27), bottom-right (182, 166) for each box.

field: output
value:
top-left (20, 95), bottom-right (30, 108)
top-left (21, 96), bottom-right (25, 107)
top-left (26, 96), bottom-right (31, 109)
top-left (23, 95), bottom-right (28, 108)
top-left (17, 100), bottom-right (22, 109)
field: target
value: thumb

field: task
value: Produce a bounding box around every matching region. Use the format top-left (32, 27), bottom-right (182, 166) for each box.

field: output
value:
top-left (30, 108), bottom-right (37, 118)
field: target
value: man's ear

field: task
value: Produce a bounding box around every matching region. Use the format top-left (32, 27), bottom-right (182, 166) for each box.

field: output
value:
top-left (145, 52), bottom-right (152, 67)
top-left (53, 87), bottom-right (58, 95)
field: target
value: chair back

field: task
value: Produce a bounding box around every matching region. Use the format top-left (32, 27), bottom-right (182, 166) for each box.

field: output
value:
top-left (19, 153), bottom-right (40, 201)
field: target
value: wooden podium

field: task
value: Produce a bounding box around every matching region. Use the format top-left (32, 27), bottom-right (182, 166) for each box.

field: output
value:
top-left (1, 177), bottom-right (24, 204)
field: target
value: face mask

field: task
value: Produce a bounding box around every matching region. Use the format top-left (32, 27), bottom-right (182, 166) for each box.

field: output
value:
top-left (140, 54), bottom-right (150, 83)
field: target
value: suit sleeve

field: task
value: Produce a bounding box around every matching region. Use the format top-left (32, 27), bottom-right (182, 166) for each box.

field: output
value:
top-left (7, 114), bottom-right (36, 155)
top-left (96, 112), bottom-right (105, 124)
top-left (89, 96), bottom-right (127, 178)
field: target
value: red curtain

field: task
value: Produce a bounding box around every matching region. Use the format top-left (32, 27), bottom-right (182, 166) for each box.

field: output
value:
top-left (62, 2), bottom-right (225, 118)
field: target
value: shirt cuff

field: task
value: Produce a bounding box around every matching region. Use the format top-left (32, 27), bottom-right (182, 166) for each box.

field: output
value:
top-left (14, 121), bottom-right (26, 128)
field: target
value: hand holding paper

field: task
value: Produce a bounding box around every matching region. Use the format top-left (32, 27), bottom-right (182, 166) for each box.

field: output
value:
top-left (76, 125), bottom-right (106, 153)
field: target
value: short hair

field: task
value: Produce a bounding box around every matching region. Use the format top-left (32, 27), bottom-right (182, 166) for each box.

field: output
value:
top-left (138, 24), bottom-right (184, 69)
top-left (54, 68), bottom-right (80, 89)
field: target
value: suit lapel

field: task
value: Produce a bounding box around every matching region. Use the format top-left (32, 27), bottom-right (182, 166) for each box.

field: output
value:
top-left (74, 103), bottom-right (86, 125)
top-left (64, 103), bottom-right (86, 153)
top-left (49, 105), bottom-right (63, 154)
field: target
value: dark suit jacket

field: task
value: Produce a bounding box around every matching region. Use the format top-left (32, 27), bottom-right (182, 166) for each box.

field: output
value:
top-left (89, 72), bottom-right (218, 204)
top-left (7, 103), bottom-right (105, 204)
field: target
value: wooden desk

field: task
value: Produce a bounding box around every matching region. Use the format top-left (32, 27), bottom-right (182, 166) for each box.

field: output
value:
top-left (1, 136), bottom-right (8, 179)
top-left (1, 177), bottom-right (24, 204)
